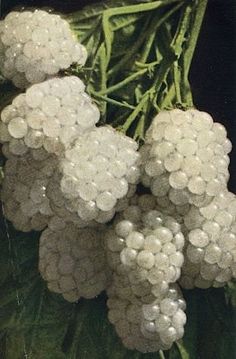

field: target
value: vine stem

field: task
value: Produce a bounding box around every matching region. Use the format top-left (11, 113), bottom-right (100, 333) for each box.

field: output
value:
top-left (180, 0), bottom-right (208, 105)
top-left (102, 0), bottom-right (184, 61)
top-left (107, 14), bottom-right (152, 77)
top-left (97, 68), bottom-right (148, 96)
top-left (157, 0), bottom-right (207, 111)
top-left (176, 342), bottom-right (190, 359)
top-left (68, 0), bottom-right (207, 134)
top-left (90, 90), bottom-right (135, 109)
top-left (159, 350), bottom-right (166, 359)
top-left (108, 2), bottom-right (183, 77)
top-left (122, 50), bottom-right (177, 133)
top-left (121, 90), bottom-right (151, 133)
top-left (183, 0), bottom-right (208, 74)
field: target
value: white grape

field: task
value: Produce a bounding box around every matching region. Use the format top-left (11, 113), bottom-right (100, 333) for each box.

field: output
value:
top-left (0, 10), bottom-right (87, 88)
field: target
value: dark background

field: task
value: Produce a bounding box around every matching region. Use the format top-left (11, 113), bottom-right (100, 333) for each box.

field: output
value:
top-left (190, 0), bottom-right (236, 194)
top-left (0, 0), bottom-right (235, 192)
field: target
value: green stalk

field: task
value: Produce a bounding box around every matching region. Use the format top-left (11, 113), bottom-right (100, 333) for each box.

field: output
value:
top-left (108, 2), bottom-right (183, 77)
top-left (183, 0), bottom-right (208, 75)
top-left (99, 44), bottom-right (108, 115)
top-left (90, 91), bottom-right (135, 109)
top-left (68, 0), bottom-right (206, 134)
top-left (102, 0), bottom-right (184, 61)
top-left (159, 350), bottom-right (166, 359)
top-left (180, 0), bottom-right (208, 105)
top-left (121, 90), bottom-right (151, 133)
top-left (160, 83), bottom-right (176, 109)
top-left (97, 68), bottom-right (148, 96)
top-left (176, 342), bottom-right (191, 359)
top-left (107, 14), bottom-right (152, 77)
top-left (170, 3), bottom-right (193, 106)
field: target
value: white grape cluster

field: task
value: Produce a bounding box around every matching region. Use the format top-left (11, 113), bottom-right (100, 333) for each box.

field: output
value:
top-left (0, 10), bottom-right (87, 88)
top-left (104, 196), bottom-right (186, 351)
top-left (105, 198), bottom-right (185, 287)
top-left (0, 76), bottom-right (140, 229)
top-left (0, 76), bottom-right (100, 156)
top-left (107, 278), bottom-right (186, 352)
top-left (58, 126), bottom-right (140, 222)
top-left (1, 150), bottom-right (57, 231)
top-left (140, 110), bottom-right (236, 291)
top-left (39, 224), bottom-right (111, 302)
top-left (141, 109), bottom-right (231, 208)
top-left (180, 191), bottom-right (236, 289)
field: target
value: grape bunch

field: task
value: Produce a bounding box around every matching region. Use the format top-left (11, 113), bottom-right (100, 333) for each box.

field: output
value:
top-left (58, 126), bottom-right (140, 222)
top-left (107, 282), bottom-right (186, 352)
top-left (104, 196), bottom-right (186, 351)
top-left (0, 76), bottom-right (106, 230)
top-left (0, 79), bottom-right (140, 229)
top-left (1, 150), bottom-right (58, 232)
top-left (140, 109), bottom-right (236, 292)
top-left (39, 224), bottom-right (111, 302)
top-left (0, 10), bottom-right (87, 88)
top-left (0, 76), bottom-right (100, 156)
top-left (180, 190), bottom-right (236, 289)
top-left (105, 197), bottom-right (185, 287)
top-left (140, 109), bottom-right (231, 208)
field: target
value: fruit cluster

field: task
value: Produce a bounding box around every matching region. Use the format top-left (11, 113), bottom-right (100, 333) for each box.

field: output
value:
top-left (0, 9), bottom-right (235, 354)
top-left (0, 10), bottom-right (86, 88)
top-left (39, 224), bottom-right (111, 302)
top-left (0, 75), bottom-right (140, 229)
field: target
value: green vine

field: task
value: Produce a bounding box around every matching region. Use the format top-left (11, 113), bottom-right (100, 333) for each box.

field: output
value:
top-left (68, 0), bottom-right (207, 141)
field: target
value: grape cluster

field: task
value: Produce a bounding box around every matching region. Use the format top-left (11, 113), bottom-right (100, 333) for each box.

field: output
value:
top-left (104, 197), bottom-right (186, 351)
top-left (141, 109), bottom-right (231, 208)
top-left (105, 200), bottom-right (185, 287)
top-left (0, 74), bottom-right (141, 228)
top-left (1, 151), bottom-right (56, 231)
top-left (141, 109), bottom-right (236, 292)
top-left (0, 10), bottom-right (87, 88)
top-left (180, 191), bottom-right (236, 289)
top-left (58, 126), bottom-right (140, 221)
top-left (0, 76), bottom-right (100, 156)
top-left (39, 224), bottom-right (111, 302)
top-left (107, 283), bottom-right (186, 352)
